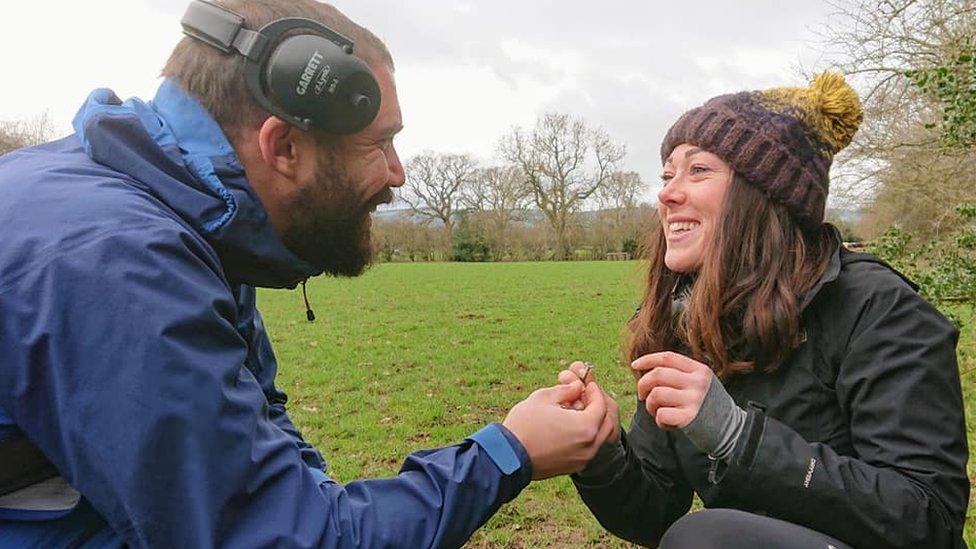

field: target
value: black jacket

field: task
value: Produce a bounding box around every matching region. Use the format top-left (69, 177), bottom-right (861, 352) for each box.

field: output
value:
top-left (573, 247), bottom-right (969, 548)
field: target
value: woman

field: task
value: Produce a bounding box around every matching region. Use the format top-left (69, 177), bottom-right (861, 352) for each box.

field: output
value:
top-left (563, 73), bottom-right (969, 548)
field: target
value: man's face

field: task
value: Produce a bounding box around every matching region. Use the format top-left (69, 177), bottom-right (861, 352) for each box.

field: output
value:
top-left (282, 66), bottom-right (405, 277)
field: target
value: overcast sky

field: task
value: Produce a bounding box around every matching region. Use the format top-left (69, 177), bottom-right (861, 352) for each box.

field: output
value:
top-left (1, 0), bottom-right (845, 199)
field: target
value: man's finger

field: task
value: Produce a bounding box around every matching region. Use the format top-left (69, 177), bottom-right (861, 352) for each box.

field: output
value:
top-left (590, 413), bottom-right (616, 455)
top-left (544, 379), bottom-right (584, 404)
top-left (604, 388), bottom-right (620, 417)
top-left (557, 370), bottom-right (579, 385)
top-left (569, 361), bottom-right (596, 384)
top-left (579, 379), bottom-right (608, 407)
top-left (580, 382), bottom-right (609, 424)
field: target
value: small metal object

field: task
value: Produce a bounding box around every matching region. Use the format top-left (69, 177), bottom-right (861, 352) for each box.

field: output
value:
top-left (579, 362), bottom-right (595, 383)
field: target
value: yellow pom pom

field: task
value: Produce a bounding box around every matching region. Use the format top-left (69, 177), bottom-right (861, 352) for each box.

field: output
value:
top-left (758, 71), bottom-right (863, 153)
top-left (806, 71), bottom-right (863, 152)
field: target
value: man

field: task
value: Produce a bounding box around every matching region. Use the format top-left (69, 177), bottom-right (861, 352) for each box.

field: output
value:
top-left (0, 1), bottom-right (614, 546)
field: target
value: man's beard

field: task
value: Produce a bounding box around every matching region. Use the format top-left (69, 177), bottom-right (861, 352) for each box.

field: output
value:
top-left (281, 149), bottom-right (391, 277)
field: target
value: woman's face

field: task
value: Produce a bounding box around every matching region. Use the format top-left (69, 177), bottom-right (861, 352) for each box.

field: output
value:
top-left (658, 143), bottom-right (733, 273)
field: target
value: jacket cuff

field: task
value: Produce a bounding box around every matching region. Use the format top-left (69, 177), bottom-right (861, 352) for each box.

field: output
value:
top-left (575, 440), bottom-right (626, 480)
top-left (732, 403), bottom-right (767, 471)
top-left (706, 403), bottom-right (767, 485)
top-left (468, 423), bottom-right (532, 480)
top-left (571, 431), bottom-right (632, 489)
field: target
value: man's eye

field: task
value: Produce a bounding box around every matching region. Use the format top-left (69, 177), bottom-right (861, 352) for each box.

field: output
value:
top-left (691, 165), bottom-right (710, 174)
top-left (660, 174), bottom-right (673, 184)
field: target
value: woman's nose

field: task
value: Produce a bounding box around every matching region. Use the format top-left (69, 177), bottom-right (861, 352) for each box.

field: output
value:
top-left (657, 176), bottom-right (686, 206)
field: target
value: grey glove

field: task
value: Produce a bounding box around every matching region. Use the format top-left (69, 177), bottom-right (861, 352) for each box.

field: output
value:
top-left (579, 375), bottom-right (745, 481)
top-left (680, 375), bottom-right (746, 461)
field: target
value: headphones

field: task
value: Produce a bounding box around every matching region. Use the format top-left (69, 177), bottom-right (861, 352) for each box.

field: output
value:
top-left (180, 0), bottom-right (381, 134)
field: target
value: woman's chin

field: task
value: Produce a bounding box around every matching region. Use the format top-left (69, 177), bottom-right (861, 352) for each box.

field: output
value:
top-left (664, 251), bottom-right (700, 273)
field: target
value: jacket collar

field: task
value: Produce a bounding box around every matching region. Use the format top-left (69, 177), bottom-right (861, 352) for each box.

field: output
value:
top-left (798, 225), bottom-right (843, 313)
top-left (72, 80), bottom-right (319, 288)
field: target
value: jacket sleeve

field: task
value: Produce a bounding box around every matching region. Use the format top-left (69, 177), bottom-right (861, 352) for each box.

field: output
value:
top-left (266, 386), bottom-right (328, 472)
top-left (715, 274), bottom-right (969, 549)
top-left (572, 403), bottom-right (693, 547)
top-left (0, 224), bottom-right (531, 548)
top-left (248, 303), bottom-right (328, 472)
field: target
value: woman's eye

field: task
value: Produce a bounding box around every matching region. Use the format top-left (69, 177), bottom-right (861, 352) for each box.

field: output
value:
top-left (660, 173), bottom-right (674, 184)
top-left (690, 165), bottom-right (710, 174)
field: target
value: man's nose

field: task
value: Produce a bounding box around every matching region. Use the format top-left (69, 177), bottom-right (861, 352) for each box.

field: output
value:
top-left (387, 148), bottom-right (405, 188)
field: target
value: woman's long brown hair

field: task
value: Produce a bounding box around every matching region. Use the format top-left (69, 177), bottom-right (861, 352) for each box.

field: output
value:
top-left (627, 174), bottom-right (837, 379)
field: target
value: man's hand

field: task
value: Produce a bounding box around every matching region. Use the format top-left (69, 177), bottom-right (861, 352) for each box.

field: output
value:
top-left (502, 380), bottom-right (613, 480)
top-left (631, 351), bottom-right (712, 430)
top-left (557, 361), bottom-right (620, 444)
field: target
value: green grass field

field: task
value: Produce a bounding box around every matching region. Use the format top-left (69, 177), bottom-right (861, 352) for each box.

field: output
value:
top-left (257, 261), bottom-right (976, 548)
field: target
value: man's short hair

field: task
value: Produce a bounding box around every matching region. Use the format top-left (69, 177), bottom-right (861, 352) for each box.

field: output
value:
top-left (161, 0), bottom-right (394, 142)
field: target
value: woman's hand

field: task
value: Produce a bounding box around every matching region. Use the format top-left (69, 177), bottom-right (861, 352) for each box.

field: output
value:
top-left (557, 361), bottom-right (621, 444)
top-left (631, 351), bottom-right (713, 430)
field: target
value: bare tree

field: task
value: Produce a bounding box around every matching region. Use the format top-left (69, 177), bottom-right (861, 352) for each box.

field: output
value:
top-left (372, 218), bottom-right (449, 262)
top-left (817, 0), bottom-right (976, 239)
top-left (0, 113), bottom-right (55, 156)
top-left (596, 171), bottom-right (643, 222)
top-left (592, 170), bottom-right (647, 255)
top-left (500, 113), bottom-right (625, 259)
top-left (401, 151), bottom-right (477, 240)
top-left (462, 166), bottom-right (531, 259)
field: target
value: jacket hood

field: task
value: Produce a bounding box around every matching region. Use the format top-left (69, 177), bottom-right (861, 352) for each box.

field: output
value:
top-left (71, 79), bottom-right (319, 288)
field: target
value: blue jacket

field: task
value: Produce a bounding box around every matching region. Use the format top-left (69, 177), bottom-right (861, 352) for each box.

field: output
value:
top-left (0, 80), bottom-right (531, 548)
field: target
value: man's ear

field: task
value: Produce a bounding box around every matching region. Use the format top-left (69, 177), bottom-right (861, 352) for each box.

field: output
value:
top-left (256, 117), bottom-right (313, 179)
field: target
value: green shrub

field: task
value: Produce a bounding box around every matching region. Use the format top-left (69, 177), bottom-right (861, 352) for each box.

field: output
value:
top-left (870, 204), bottom-right (976, 325)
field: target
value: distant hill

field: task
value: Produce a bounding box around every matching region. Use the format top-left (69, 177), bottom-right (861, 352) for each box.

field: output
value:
top-left (373, 206), bottom-right (651, 226)
top-left (376, 206), bottom-right (863, 227)
top-left (372, 207), bottom-right (427, 223)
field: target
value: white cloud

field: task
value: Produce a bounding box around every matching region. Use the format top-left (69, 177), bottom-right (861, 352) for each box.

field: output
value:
top-left (0, 1), bottom-right (181, 137)
top-left (395, 62), bottom-right (563, 164)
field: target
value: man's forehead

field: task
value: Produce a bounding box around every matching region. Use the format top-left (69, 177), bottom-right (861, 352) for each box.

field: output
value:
top-left (372, 67), bottom-right (402, 135)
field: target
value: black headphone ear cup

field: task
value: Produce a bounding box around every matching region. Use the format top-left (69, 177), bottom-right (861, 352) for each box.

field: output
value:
top-left (264, 34), bottom-right (381, 134)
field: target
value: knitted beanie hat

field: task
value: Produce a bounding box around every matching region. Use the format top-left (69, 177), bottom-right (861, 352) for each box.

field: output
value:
top-left (660, 72), bottom-right (863, 228)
